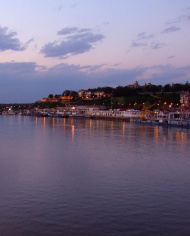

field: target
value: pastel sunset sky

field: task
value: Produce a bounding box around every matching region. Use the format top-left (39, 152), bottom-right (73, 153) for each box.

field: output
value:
top-left (0, 0), bottom-right (190, 102)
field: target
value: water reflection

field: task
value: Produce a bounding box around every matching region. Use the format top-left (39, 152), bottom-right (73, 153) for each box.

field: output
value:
top-left (163, 135), bottom-right (167, 146)
top-left (1, 116), bottom-right (189, 235)
top-left (72, 125), bottom-right (75, 141)
top-left (35, 116), bottom-right (38, 127)
top-left (43, 117), bottom-right (46, 126)
top-left (154, 126), bottom-right (159, 141)
top-left (31, 117), bottom-right (190, 145)
top-left (123, 122), bottom-right (125, 137)
top-left (52, 117), bottom-right (55, 130)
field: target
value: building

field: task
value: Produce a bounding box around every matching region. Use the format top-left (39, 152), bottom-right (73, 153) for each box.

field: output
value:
top-left (93, 91), bottom-right (106, 98)
top-left (78, 90), bottom-right (92, 99)
top-left (60, 96), bottom-right (73, 101)
top-left (41, 97), bottom-right (60, 102)
top-left (41, 95), bottom-right (72, 103)
top-left (128, 81), bottom-right (140, 88)
top-left (180, 92), bottom-right (190, 109)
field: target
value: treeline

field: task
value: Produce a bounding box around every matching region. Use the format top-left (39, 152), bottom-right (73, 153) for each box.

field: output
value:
top-left (49, 90), bottom-right (79, 99)
top-left (32, 82), bottom-right (189, 110)
top-left (48, 82), bottom-right (190, 99)
top-left (89, 82), bottom-right (190, 97)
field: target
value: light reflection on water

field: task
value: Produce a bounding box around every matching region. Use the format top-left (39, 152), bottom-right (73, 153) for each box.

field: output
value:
top-left (0, 115), bottom-right (190, 235)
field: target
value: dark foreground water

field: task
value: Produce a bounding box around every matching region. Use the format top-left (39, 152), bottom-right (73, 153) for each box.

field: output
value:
top-left (0, 115), bottom-right (190, 235)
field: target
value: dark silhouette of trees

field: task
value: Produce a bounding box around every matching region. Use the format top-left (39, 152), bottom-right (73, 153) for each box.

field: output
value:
top-left (48, 94), bottom-right (53, 99)
top-left (70, 91), bottom-right (79, 99)
top-left (62, 90), bottom-right (70, 96)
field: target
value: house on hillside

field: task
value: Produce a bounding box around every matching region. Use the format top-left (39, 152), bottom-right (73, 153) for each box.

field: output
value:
top-left (41, 95), bottom-right (73, 103)
top-left (60, 96), bottom-right (73, 101)
top-left (41, 97), bottom-right (60, 102)
top-left (180, 92), bottom-right (190, 109)
top-left (93, 91), bottom-right (106, 98)
top-left (78, 90), bottom-right (92, 99)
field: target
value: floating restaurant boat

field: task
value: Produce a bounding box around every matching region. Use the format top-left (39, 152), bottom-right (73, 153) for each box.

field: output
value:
top-left (2, 109), bottom-right (16, 115)
top-left (135, 111), bottom-right (190, 128)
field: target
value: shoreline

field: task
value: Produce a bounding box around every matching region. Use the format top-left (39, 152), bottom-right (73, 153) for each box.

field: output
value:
top-left (2, 112), bottom-right (190, 129)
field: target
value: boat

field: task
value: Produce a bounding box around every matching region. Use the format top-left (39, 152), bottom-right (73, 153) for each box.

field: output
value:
top-left (2, 109), bottom-right (16, 115)
top-left (61, 114), bottom-right (69, 118)
top-left (86, 115), bottom-right (94, 119)
top-left (135, 111), bottom-right (190, 129)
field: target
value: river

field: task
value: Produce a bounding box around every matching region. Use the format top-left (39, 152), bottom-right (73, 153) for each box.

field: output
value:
top-left (0, 115), bottom-right (190, 235)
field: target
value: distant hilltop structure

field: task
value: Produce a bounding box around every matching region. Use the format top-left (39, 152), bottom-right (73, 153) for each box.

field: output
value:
top-left (41, 95), bottom-right (73, 103)
top-left (78, 90), bottom-right (112, 99)
top-left (180, 92), bottom-right (190, 109)
top-left (128, 81), bottom-right (152, 89)
top-left (127, 81), bottom-right (140, 88)
top-left (38, 82), bottom-right (190, 110)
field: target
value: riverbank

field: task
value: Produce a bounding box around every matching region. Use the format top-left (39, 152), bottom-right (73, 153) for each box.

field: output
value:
top-left (135, 119), bottom-right (190, 129)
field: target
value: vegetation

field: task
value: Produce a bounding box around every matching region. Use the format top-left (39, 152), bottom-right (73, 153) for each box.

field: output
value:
top-left (84, 82), bottom-right (189, 109)
top-left (31, 102), bottom-right (66, 109)
top-left (0, 104), bottom-right (30, 112)
top-left (1, 82), bottom-right (189, 111)
top-left (32, 82), bottom-right (189, 110)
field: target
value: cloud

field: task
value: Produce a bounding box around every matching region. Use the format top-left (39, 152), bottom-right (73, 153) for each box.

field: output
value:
top-left (131, 40), bottom-right (165, 50)
top-left (168, 56), bottom-right (174, 59)
top-left (0, 26), bottom-right (26, 51)
top-left (77, 28), bottom-right (91, 33)
top-left (0, 61), bottom-right (189, 103)
top-left (150, 42), bottom-right (165, 50)
top-left (81, 64), bottom-right (106, 72)
top-left (71, 3), bottom-right (77, 8)
top-left (137, 32), bottom-right (154, 40)
top-left (0, 62), bottom-right (145, 102)
top-left (25, 38), bottom-right (35, 47)
top-left (162, 25), bottom-right (181, 34)
top-left (0, 62), bottom-right (37, 76)
top-left (148, 64), bottom-right (190, 84)
top-left (113, 63), bottom-right (121, 67)
top-left (57, 6), bottom-right (63, 11)
top-left (131, 32), bottom-right (165, 50)
top-left (131, 41), bottom-right (147, 48)
top-left (131, 32), bottom-right (155, 49)
top-left (41, 28), bottom-right (105, 58)
top-left (182, 6), bottom-right (190, 11)
top-left (166, 10), bottom-right (190, 25)
top-left (57, 27), bottom-right (78, 35)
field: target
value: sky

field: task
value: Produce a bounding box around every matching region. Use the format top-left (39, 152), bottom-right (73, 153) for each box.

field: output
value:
top-left (0, 0), bottom-right (190, 103)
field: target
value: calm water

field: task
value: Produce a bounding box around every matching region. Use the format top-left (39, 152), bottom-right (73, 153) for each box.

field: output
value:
top-left (0, 115), bottom-right (190, 235)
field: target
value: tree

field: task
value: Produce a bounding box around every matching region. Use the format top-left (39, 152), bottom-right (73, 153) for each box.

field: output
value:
top-left (62, 90), bottom-right (70, 96)
top-left (163, 84), bottom-right (172, 92)
top-left (70, 91), bottom-right (79, 99)
top-left (103, 86), bottom-right (114, 94)
top-left (54, 94), bottom-right (61, 99)
top-left (48, 94), bottom-right (53, 99)
top-left (172, 83), bottom-right (182, 92)
top-left (157, 85), bottom-right (163, 92)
